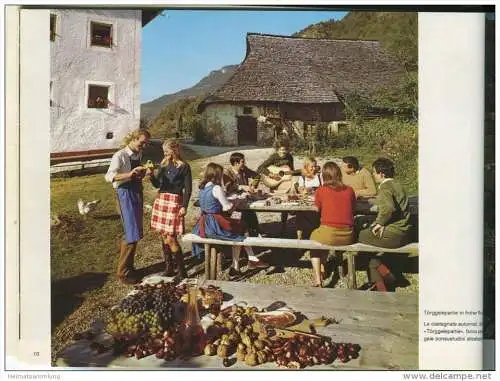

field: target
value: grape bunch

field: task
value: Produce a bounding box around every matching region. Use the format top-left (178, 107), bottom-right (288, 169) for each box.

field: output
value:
top-left (117, 281), bottom-right (183, 328)
top-left (106, 311), bottom-right (146, 339)
top-left (106, 310), bottom-right (163, 339)
top-left (119, 292), bottom-right (150, 315)
top-left (150, 288), bottom-right (175, 325)
top-left (142, 310), bottom-right (163, 337)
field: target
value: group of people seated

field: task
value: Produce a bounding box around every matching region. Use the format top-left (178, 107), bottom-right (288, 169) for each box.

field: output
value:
top-left (107, 129), bottom-right (412, 290)
top-left (191, 138), bottom-right (414, 287)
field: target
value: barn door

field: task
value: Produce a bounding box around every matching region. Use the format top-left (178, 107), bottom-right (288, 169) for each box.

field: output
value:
top-left (237, 116), bottom-right (257, 145)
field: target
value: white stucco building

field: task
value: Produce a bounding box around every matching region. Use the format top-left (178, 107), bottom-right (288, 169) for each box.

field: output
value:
top-left (50, 9), bottom-right (158, 159)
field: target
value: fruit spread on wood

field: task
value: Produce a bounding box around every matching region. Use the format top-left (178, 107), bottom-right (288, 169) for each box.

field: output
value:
top-left (71, 280), bottom-right (362, 368)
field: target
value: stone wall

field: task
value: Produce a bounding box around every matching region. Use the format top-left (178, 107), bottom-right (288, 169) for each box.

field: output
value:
top-left (202, 104), bottom-right (238, 145)
top-left (50, 9), bottom-right (141, 153)
top-left (201, 102), bottom-right (346, 146)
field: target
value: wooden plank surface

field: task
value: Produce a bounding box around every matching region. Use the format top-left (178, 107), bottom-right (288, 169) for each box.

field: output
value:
top-left (182, 233), bottom-right (419, 255)
top-left (56, 280), bottom-right (418, 370)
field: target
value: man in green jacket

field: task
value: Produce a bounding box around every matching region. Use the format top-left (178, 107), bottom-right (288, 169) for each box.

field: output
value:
top-left (358, 158), bottom-right (413, 248)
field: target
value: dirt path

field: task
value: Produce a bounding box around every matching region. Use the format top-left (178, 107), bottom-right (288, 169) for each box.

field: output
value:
top-left (184, 144), bottom-right (343, 176)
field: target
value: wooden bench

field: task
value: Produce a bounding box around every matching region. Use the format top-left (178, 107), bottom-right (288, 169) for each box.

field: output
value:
top-left (181, 233), bottom-right (419, 289)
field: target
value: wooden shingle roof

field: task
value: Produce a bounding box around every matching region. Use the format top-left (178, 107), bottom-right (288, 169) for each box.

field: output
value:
top-left (142, 9), bottom-right (163, 26)
top-left (199, 33), bottom-right (404, 111)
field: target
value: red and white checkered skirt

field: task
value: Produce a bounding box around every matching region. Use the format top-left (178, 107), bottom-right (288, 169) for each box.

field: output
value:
top-left (150, 192), bottom-right (184, 236)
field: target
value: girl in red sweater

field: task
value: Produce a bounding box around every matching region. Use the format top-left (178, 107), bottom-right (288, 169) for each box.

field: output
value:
top-left (309, 162), bottom-right (356, 287)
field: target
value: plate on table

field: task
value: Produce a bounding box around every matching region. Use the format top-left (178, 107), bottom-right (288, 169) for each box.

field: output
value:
top-left (227, 193), bottom-right (248, 201)
top-left (253, 310), bottom-right (297, 328)
top-left (280, 201), bottom-right (300, 206)
top-left (249, 200), bottom-right (267, 208)
top-left (248, 191), bottom-right (269, 201)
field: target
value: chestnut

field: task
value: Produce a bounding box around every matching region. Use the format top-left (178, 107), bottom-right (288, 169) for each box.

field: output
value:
top-left (222, 357), bottom-right (234, 367)
top-left (155, 349), bottom-right (165, 359)
top-left (276, 354), bottom-right (286, 366)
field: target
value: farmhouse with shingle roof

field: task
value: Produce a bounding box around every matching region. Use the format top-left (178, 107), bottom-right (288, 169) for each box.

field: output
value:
top-left (197, 33), bottom-right (404, 146)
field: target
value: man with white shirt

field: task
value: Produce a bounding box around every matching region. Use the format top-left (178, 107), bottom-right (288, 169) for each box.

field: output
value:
top-left (358, 157), bottom-right (412, 248)
top-left (105, 129), bottom-right (151, 284)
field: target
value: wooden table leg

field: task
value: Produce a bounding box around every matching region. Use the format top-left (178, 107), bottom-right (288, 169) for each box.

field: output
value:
top-left (204, 244), bottom-right (210, 280)
top-left (280, 212), bottom-right (288, 234)
top-left (336, 251), bottom-right (345, 280)
top-left (216, 249), bottom-right (222, 279)
top-left (210, 247), bottom-right (217, 280)
top-left (346, 252), bottom-right (357, 289)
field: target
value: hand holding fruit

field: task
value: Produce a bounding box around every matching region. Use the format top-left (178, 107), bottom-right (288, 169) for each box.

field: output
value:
top-left (143, 160), bottom-right (155, 170)
top-left (131, 166), bottom-right (145, 178)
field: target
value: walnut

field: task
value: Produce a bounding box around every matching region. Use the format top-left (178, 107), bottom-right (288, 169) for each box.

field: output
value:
top-left (245, 353), bottom-right (258, 367)
top-left (217, 344), bottom-right (229, 358)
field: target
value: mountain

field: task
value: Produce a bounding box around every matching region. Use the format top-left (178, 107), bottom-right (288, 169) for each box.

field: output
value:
top-left (141, 64), bottom-right (238, 120)
top-left (294, 12), bottom-right (417, 72)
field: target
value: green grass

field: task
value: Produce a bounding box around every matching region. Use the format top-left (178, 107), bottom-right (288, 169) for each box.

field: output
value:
top-left (51, 142), bottom-right (203, 282)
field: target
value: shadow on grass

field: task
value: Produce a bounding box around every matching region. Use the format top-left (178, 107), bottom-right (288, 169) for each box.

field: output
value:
top-left (93, 214), bottom-right (121, 221)
top-left (51, 272), bottom-right (110, 331)
top-left (136, 252), bottom-right (206, 279)
top-left (137, 261), bottom-right (165, 278)
top-left (52, 166), bottom-right (109, 178)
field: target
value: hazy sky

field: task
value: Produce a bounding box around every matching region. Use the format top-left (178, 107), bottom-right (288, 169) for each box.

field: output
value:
top-left (141, 9), bottom-right (347, 103)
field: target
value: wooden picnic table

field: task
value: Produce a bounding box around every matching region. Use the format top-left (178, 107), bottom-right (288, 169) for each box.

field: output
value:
top-left (242, 196), bottom-right (376, 214)
top-left (194, 195), bottom-right (418, 216)
top-left (56, 279), bottom-right (418, 370)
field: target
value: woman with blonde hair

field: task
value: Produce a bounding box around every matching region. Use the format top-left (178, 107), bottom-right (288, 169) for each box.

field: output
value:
top-left (297, 157), bottom-right (321, 192)
top-left (295, 157), bottom-right (322, 239)
top-left (150, 139), bottom-right (192, 278)
top-left (105, 128), bottom-right (151, 284)
top-left (307, 162), bottom-right (356, 287)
